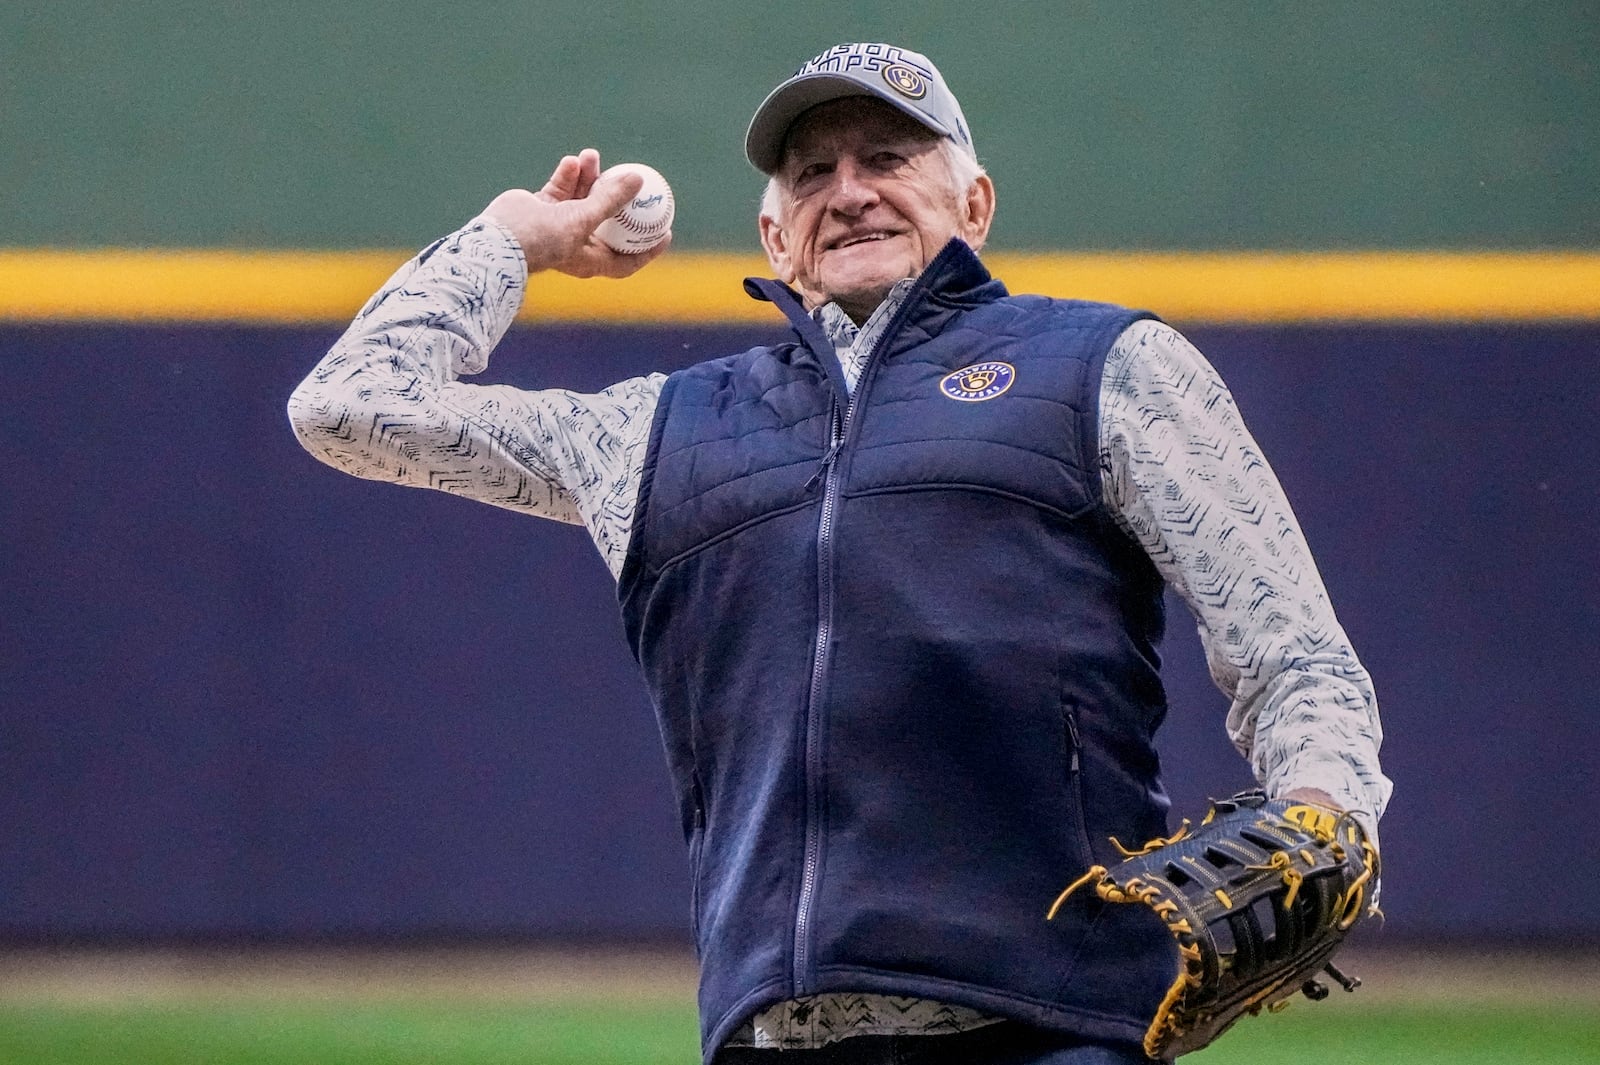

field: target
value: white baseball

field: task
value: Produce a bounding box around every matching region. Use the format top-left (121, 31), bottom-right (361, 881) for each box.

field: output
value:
top-left (594, 163), bottom-right (674, 254)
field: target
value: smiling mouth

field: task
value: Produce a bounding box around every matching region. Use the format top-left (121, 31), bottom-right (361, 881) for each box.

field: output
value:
top-left (829, 231), bottom-right (898, 250)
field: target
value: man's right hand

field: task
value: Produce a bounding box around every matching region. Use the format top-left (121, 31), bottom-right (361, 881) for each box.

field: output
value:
top-left (482, 148), bottom-right (671, 278)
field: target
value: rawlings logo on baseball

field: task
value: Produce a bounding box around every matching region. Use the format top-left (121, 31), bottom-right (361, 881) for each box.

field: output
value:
top-left (595, 163), bottom-right (674, 254)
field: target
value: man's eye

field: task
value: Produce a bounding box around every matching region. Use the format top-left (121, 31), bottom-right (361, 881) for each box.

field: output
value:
top-left (871, 152), bottom-right (906, 168)
top-left (797, 162), bottom-right (831, 182)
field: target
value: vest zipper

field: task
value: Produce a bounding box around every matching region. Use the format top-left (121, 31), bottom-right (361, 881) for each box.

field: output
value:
top-left (688, 770), bottom-right (706, 943)
top-left (1065, 708), bottom-right (1082, 774)
top-left (794, 399), bottom-right (843, 990)
top-left (792, 278), bottom-right (938, 994)
top-left (803, 434), bottom-right (844, 494)
top-left (1062, 703), bottom-right (1095, 867)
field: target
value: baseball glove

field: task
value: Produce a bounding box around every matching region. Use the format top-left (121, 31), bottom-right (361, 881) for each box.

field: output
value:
top-left (1048, 791), bottom-right (1379, 1061)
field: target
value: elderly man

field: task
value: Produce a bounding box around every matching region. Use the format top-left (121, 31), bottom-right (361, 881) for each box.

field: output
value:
top-left (289, 42), bottom-right (1388, 1065)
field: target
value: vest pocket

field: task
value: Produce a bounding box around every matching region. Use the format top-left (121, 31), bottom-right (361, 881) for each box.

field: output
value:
top-left (688, 770), bottom-right (706, 945)
top-left (1060, 699), bottom-right (1096, 870)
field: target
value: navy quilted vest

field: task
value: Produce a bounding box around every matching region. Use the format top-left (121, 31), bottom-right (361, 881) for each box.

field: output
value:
top-left (619, 241), bottom-right (1176, 1061)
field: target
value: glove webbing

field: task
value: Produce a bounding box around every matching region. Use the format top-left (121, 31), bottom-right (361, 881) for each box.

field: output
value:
top-left (1046, 798), bottom-right (1377, 1060)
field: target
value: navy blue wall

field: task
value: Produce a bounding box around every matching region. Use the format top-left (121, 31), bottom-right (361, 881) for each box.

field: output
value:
top-left (3, 320), bottom-right (1597, 942)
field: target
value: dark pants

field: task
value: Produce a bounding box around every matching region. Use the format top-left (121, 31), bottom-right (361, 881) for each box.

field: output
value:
top-left (714, 1023), bottom-right (1150, 1065)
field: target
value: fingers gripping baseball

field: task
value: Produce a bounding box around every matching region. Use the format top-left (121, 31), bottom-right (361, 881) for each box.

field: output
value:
top-left (482, 149), bottom-right (670, 279)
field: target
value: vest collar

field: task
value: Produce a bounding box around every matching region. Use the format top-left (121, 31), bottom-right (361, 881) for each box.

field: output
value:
top-left (914, 237), bottom-right (1008, 307)
top-left (742, 239), bottom-right (1008, 396)
top-left (741, 276), bottom-right (849, 401)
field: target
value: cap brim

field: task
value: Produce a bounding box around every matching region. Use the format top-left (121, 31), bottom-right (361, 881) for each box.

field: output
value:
top-left (744, 72), bottom-right (955, 174)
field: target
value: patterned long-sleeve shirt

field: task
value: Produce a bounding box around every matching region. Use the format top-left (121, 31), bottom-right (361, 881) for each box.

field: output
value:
top-left (287, 218), bottom-right (1391, 1050)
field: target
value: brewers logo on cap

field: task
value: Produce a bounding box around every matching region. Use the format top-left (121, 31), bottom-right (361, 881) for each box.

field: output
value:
top-left (939, 362), bottom-right (1015, 402)
top-left (882, 62), bottom-right (928, 99)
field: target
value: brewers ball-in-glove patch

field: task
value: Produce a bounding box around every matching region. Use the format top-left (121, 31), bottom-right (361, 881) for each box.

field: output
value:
top-left (1048, 791), bottom-right (1379, 1060)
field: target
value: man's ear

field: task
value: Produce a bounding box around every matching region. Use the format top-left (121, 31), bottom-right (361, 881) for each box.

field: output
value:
top-left (960, 174), bottom-right (997, 254)
top-left (758, 210), bottom-right (797, 283)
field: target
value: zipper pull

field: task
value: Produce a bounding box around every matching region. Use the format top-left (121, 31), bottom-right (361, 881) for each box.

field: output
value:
top-left (1065, 710), bottom-right (1082, 773)
top-left (804, 438), bottom-right (844, 494)
top-left (805, 402), bottom-right (845, 494)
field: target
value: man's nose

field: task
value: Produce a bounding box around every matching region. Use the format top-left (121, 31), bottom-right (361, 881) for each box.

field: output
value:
top-left (826, 160), bottom-right (878, 215)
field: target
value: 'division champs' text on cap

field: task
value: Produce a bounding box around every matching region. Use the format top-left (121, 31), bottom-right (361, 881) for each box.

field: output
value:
top-left (745, 43), bottom-right (977, 174)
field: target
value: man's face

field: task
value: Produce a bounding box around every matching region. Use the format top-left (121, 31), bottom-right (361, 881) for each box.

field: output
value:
top-left (759, 98), bottom-right (995, 322)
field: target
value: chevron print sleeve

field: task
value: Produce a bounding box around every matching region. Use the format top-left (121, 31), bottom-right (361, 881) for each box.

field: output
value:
top-left (1098, 321), bottom-right (1393, 839)
top-left (286, 218), bottom-right (664, 578)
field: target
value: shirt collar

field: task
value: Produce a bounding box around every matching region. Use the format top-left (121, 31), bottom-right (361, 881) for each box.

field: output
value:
top-left (813, 278), bottom-right (918, 353)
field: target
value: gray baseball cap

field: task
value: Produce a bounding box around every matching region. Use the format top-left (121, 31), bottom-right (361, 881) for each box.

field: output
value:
top-left (745, 43), bottom-right (976, 174)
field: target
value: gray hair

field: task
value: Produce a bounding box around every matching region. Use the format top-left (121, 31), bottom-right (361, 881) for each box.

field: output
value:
top-left (759, 138), bottom-right (987, 224)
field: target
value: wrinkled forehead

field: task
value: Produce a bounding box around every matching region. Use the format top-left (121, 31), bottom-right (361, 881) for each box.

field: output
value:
top-left (779, 97), bottom-right (943, 167)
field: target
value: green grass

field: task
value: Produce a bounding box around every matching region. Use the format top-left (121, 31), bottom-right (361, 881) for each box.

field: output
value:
top-left (0, 1003), bottom-right (700, 1065)
top-left (1185, 1004), bottom-right (1600, 1065)
top-left (0, 1001), bottom-right (1595, 1065)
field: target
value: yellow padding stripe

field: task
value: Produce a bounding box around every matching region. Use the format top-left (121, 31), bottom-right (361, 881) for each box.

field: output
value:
top-left (2, 248), bottom-right (1599, 324)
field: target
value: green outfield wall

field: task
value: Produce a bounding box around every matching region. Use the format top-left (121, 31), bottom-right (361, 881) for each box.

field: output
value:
top-left (4, 2), bottom-right (1596, 251)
